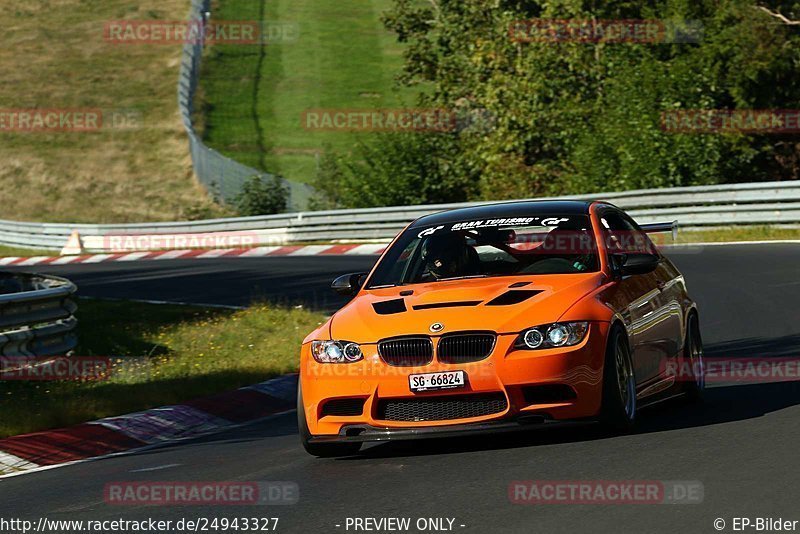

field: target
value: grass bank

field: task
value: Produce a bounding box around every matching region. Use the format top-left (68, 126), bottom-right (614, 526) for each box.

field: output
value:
top-left (0, 0), bottom-right (227, 223)
top-left (0, 299), bottom-right (325, 438)
top-left (0, 246), bottom-right (60, 258)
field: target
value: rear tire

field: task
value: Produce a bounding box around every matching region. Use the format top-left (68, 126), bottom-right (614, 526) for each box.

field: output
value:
top-left (297, 379), bottom-right (362, 458)
top-left (601, 324), bottom-right (637, 431)
top-left (682, 314), bottom-right (705, 402)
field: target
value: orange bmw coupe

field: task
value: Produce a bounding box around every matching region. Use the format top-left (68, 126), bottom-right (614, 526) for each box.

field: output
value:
top-left (298, 200), bottom-right (705, 456)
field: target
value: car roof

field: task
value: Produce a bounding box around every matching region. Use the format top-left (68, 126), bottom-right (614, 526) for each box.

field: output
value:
top-left (408, 200), bottom-right (594, 228)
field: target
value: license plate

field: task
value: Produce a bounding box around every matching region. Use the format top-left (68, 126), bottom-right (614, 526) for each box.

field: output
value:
top-left (409, 370), bottom-right (466, 392)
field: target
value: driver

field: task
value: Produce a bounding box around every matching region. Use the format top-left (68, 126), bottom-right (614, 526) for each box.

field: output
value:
top-left (420, 232), bottom-right (478, 280)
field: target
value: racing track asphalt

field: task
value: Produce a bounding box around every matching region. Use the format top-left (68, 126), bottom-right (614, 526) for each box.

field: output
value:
top-left (4, 243), bottom-right (800, 533)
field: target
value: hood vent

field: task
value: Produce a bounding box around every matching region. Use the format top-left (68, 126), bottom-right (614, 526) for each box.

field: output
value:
top-left (486, 290), bottom-right (543, 306)
top-left (412, 301), bottom-right (482, 311)
top-left (373, 298), bottom-right (407, 315)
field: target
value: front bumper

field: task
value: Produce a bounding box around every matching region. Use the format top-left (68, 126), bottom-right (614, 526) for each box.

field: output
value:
top-left (300, 322), bottom-right (609, 439)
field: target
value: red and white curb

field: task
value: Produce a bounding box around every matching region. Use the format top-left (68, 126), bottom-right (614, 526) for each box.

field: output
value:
top-left (5, 240), bottom-right (800, 268)
top-left (0, 374), bottom-right (298, 478)
top-left (0, 244), bottom-right (386, 267)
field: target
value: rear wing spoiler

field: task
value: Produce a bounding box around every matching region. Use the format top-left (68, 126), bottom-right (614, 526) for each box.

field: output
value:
top-left (640, 220), bottom-right (678, 240)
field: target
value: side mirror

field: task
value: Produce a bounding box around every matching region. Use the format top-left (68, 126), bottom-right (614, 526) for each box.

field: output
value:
top-left (611, 253), bottom-right (660, 277)
top-left (331, 272), bottom-right (367, 296)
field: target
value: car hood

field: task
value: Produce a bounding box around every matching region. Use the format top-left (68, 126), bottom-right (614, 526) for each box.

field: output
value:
top-left (330, 273), bottom-right (605, 343)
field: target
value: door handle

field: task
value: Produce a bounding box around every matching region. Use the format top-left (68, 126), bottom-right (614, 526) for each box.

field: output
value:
top-left (656, 280), bottom-right (666, 291)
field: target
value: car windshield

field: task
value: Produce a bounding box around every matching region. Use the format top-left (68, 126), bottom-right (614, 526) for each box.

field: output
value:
top-left (367, 214), bottom-right (599, 288)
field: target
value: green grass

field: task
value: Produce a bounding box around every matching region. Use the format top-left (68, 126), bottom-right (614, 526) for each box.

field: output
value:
top-left (0, 245), bottom-right (60, 257)
top-left (198, 0), bottom-right (418, 184)
top-left (0, 299), bottom-right (325, 439)
top-left (0, 0), bottom-right (228, 223)
top-left (676, 226), bottom-right (800, 243)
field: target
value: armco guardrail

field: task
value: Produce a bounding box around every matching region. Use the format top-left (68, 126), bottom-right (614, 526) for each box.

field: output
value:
top-left (0, 181), bottom-right (798, 252)
top-left (0, 273), bottom-right (77, 357)
top-left (178, 0), bottom-right (313, 210)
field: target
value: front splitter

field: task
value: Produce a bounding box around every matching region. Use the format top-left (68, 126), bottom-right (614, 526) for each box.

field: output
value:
top-left (308, 416), bottom-right (594, 443)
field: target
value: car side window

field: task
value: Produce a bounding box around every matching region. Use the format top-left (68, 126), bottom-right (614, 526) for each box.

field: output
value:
top-left (599, 211), bottom-right (657, 255)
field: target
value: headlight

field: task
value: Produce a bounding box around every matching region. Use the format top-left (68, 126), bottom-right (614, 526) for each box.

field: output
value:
top-left (311, 340), bottom-right (363, 363)
top-left (522, 328), bottom-right (545, 349)
top-left (515, 322), bottom-right (589, 350)
top-left (547, 324), bottom-right (570, 346)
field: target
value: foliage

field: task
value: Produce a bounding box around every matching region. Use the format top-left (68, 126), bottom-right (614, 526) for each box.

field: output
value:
top-left (359, 0), bottom-right (800, 202)
top-left (313, 133), bottom-right (479, 208)
top-left (234, 175), bottom-right (289, 216)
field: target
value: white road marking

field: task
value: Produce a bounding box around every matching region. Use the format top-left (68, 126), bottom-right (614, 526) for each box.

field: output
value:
top-left (130, 463), bottom-right (182, 473)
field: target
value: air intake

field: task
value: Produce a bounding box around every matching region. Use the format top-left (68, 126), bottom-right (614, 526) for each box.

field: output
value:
top-left (320, 398), bottom-right (367, 417)
top-left (376, 392), bottom-right (508, 422)
top-left (521, 384), bottom-right (577, 405)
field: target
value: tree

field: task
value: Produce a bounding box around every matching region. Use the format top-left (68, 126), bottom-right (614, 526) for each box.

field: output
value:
top-left (379, 0), bottom-right (800, 199)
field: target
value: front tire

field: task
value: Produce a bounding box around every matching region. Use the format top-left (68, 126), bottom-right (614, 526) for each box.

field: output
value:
top-left (297, 380), bottom-right (362, 458)
top-left (601, 324), bottom-right (637, 431)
